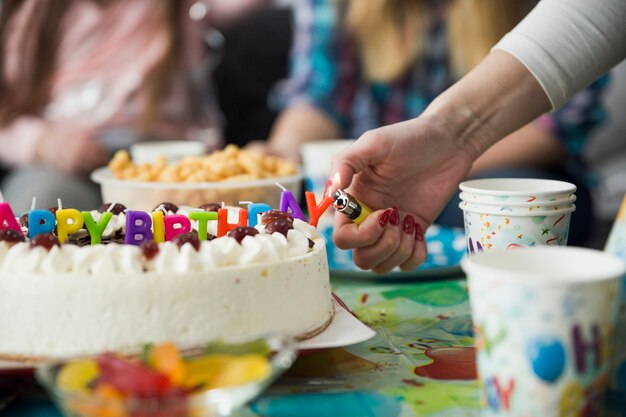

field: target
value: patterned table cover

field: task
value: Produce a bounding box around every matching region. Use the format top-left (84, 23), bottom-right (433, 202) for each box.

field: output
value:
top-left (245, 277), bottom-right (482, 417)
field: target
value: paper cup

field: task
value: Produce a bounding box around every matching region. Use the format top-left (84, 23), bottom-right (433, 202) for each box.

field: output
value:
top-left (459, 192), bottom-right (577, 209)
top-left (460, 178), bottom-right (576, 204)
top-left (460, 204), bottom-right (574, 253)
top-left (301, 140), bottom-right (355, 197)
top-left (462, 247), bottom-right (625, 417)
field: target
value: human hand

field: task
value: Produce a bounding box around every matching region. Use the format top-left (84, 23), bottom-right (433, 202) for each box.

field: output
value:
top-left (331, 114), bottom-right (479, 273)
top-left (36, 123), bottom-right (107, 174)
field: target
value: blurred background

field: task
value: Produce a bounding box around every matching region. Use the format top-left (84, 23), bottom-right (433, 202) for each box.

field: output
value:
top-left (0, 0), bottom-right (624, 247)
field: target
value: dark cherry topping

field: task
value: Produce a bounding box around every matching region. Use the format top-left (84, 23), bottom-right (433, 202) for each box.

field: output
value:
top-left (199, 203), bottom-right (222, 212)
top-left (265, 219), bottom-right (293, 237)
top-left (140, 240), bottom-right (160, 260)
top-left (0, 229), bottom-right (26, 244)
top-left (228, 226), bottom-right (259, 244)
top-left (97, 202), bottom-right (127, 215)
top-left (19, 213), bottom-right (29, 228)
top-left (260, 210), bottom-right (294, 226)
top-left (30, 233), bottom-right (60, 250)
top-left (47, 207), bottom-right (59, 216)
top-left (206, 233), bottom-right (216, 241)
top-left (153, 202), bottom-right (179, 214)
top-left (172, 232), bottom-right (200, 251)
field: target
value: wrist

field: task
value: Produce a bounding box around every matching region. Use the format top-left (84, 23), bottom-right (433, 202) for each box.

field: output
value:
top-left (421, 90), bottom-right (494, 162)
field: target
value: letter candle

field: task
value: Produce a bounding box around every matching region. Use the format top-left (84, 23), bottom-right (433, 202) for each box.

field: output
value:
top-left (82, 211), bottom-right (112, 245)
top-left (276, 183), bottom-right (306, 221)
top-left (241, 201), bottom-right (272, 227)
top-left (305, 192), bottom-right (333, 227)
top-left (125, 211), bottom-right (153, 245)
top-left (188, 211), bottom-right (217, 240)
top-left (164, 214), bottom-right (191, 241)
top-left (56, 208), bottom-right (84, 244)
top-left (217, 207), bottom-right (248, 237)
top-left (0, 190), bottom-right (24, 235)
top-left (151, 211), bottom-right (165, 243)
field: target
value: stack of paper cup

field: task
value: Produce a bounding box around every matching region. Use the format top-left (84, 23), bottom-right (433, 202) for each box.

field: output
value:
top-left (459, 178), bottom-right (577, 253)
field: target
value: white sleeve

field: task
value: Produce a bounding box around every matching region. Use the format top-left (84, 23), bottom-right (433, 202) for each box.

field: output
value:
top-left (493, 0), bottom-right (626, 110)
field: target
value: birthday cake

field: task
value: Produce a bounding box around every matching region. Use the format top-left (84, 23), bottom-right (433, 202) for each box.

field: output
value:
top-left (0, 201), bottom-right (333, 360)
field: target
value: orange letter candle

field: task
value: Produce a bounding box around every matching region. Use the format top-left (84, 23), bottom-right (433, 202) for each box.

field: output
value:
top-left (217, 208), bottom-right (248, 237)
top-left (305, 192), bottom-right (333, 227)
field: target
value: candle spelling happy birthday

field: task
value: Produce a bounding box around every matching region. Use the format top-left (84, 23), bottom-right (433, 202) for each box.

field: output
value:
top-left (0, 185), bottom-right (335, 245)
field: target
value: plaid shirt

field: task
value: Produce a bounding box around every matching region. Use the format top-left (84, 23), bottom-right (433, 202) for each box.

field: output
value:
top-left (273, 0), bottom-right (607, 159)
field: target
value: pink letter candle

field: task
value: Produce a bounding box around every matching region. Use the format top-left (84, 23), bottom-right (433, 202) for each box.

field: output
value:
top-left (56, 208), bottom-right (84, 244)
top-left (81, 211), bottom-right (112, 245)
top-left (151, 211), bottom-right (165, 243)
top-left (188, 211), bottom-right (217, 240)
top-left (28, 210), bottom-right (56, 238)
top-left (125, 211), bottom-right (153, 245)
top-left (0, 202), bottom-right (24, 236)
top-left (247, 203), bottom-right (272, 227)
top-left (164, 214), bottom-right (191, 241)
top-left (305, 192), bottom-right (333, 227)
top-left (279, 190), bottom-right (306, 221)
top-left (217, 208), bottom-right (248, 237)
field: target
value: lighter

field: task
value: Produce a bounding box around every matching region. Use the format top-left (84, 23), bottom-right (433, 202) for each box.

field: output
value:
top-left (332, 189), bottom-right (373, 224)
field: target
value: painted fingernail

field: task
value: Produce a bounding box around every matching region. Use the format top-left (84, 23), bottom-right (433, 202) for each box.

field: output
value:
top-left (389, 207), bottom-right (400, 226)
top-left (403, 215), bottom-right (415, 235)
top-left (379, 210), bottom-right (391, 227)
top-left (415, 223), bottom-right (424, 241)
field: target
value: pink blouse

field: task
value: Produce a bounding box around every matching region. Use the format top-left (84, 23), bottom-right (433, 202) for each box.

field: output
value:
top-left (0, 0), bottom-right (221, 167)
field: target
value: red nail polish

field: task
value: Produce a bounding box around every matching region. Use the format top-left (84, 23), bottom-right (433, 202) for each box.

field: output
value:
top-left (389, 207), bottom-right (399, 226)
top-left (415, 223), bottom-right (424, 241)
top-left (379, 210), bottom-right (391, 227)
top-left (403, 215), bottom-right (415, 235)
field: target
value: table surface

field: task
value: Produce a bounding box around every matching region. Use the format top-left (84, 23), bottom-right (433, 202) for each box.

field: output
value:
top-left (2, 275), bottom-right (624, 417)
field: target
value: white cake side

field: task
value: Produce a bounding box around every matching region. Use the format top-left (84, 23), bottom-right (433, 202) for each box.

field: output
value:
top-left (0, 220), bottom-right (332, 358)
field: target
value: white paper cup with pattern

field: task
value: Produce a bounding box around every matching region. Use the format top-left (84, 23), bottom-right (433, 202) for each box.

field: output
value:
top-left (462, 247), bottom-right (625, 416)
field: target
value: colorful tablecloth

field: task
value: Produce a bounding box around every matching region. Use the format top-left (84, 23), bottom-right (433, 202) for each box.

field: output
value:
top-left (3, 276), bottom-right (624, 416)
top-left (245, 277), bottom-right (481, 417)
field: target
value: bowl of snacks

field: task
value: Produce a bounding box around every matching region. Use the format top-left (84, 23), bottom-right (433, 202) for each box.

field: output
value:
top-left (36, 335), bottom-right (296, 417)
top-left (91, 145), bottom-right (302, 211)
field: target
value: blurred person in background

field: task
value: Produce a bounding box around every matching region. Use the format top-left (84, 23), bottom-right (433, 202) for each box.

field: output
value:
top-left (262, 0), bottom-right (607, 245)
top-left (0, 0), bottom-right (263, 213)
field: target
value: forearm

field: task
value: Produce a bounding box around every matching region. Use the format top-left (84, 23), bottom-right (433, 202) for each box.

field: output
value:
top-left (269, 104), bottom-right (343, 161)
top-left (423, 50), bottom-right (551, 160)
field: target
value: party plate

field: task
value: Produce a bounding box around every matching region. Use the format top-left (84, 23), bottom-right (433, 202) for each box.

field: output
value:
top-left (322, 224), bottom-right (467, 279)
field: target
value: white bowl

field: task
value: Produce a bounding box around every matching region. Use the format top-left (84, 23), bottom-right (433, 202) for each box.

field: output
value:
top-left (91, 167), bottom-right (303, 211)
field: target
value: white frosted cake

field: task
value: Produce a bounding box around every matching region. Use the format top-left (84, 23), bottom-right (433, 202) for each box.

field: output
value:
top-left (0, 214), bottom-right (332, 359)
